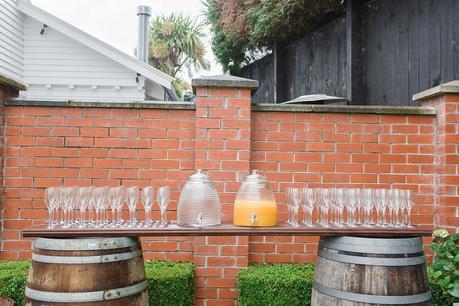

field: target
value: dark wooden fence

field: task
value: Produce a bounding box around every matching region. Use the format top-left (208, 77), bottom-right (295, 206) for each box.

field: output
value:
top-left (240, 0), bottom-right (459, 105)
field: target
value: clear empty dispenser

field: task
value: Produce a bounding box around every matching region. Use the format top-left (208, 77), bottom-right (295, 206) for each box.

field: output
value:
top-left (177, 169), bottom-right (221, 227)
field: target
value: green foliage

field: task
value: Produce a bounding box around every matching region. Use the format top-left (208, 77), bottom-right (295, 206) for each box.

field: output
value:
top-left (237, 264), bottom-right (315, 306)
top-left (430, 231), bottom-right (459, 303)
top-left (203, 0), bottom-right (345, 74)
top-left (149, 13), bottom-right (209, 78)
top-left (0, 260), bottom-right (194, 306)
top-left (429, 266), bottom-right (456, 306)
top-left (145, 260), bottom-right (195, 306)
top-left (148, 13), bottom-right (209, 99)
top-left (0, 260), bottom-right (30, 306)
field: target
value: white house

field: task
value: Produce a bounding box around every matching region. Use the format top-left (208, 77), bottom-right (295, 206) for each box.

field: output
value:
top-left (0, 0), bottom-right (176, 101)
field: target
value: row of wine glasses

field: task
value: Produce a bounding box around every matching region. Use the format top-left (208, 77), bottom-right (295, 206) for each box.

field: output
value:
top-left (44, 186), bottom-right (170, 229)
top-left (285, 187), bottom-right (414, 228)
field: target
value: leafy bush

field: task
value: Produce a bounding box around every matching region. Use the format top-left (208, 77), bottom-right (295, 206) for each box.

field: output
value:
top-left (428, 266), bottom-right (456, 306)
top-left (238, 264), bottom-right (314, 306)
top-left (430, 230), bottom-right (459, 304)
top-left (0, 261), bottom-right (29, 306)
top-left (203, 0), bottom-right (345, 74)
top-left (145, 260), bottom-right (195, 306)
top-left (0, 260), bottom-right (194, 306)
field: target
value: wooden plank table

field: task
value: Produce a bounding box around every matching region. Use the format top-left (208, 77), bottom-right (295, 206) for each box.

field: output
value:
top-left (22, 222), bottom-right (432, 238)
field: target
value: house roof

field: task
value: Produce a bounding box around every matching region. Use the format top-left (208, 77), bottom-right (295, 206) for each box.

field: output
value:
top-left (18, 0), bottom-right (174, 89)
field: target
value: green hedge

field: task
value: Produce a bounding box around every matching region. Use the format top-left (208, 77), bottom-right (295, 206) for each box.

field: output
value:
top-left (0, 260), bottom-right (194, 306)
top-left (237, 264), bottom-right (454, 306)
top-left (238, 264), bottom-right (315, 306)
top-left (0, 261), bottom-right (29, 305)
top-left (145, 260), bottom-right (195, 306)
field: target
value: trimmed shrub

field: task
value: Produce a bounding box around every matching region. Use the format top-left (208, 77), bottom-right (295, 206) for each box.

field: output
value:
top-left (0, 261), bottom-right (29, 306)
top-left (0, 260), bottom-right (194, 306)
top-left (145, 260), bottom-right (195, 306)
top-left (238, 264), bottom-right (314, 306)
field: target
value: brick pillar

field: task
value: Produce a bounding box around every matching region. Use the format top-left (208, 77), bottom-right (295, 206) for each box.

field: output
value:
top-left (0, 76), bottom-right (25, 248)
top-left (414, 81), bottom-right (459, 233)
top-left (192, 75), bottom-right (258, 305)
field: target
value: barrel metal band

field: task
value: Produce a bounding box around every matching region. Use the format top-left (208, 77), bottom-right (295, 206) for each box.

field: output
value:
top-left (34, 237), bottom-right (138, 251)
top-left (320, 236), bottom-right (422, 254)
top-left (32, 250), bottom-right (141, 264)
top-left (313, 282), bottom-right (431, 304)
top-left (318, 248), bottom-right (426, 267)
top-left (25, 280), bottom-right (147, 302)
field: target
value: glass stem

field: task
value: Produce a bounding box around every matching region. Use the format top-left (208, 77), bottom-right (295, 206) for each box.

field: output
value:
top-left (48, 209), bottom-right (53, 228)
top-left (111, 208), bottom-right (116, 224)
top-left (146, 209), bottom-right (152, 225)
top-left (117, 209), bottom-right (122, 225)
top-left (301, 206), bottom-right (307, 224)
top-left (407, 208), bottom-right (412, 226)
top-left (161, 209), bottom-right (166, 225)
top-left (129, 209), bottom-right (135, 225)
top-left (95, 209), bottom-right (100, 226)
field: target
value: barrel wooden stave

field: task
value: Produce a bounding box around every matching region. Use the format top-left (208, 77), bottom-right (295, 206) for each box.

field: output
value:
top-left (311, 236), bottom-right (431, 306)
top-left (25, 237), bottom-right (148, 306)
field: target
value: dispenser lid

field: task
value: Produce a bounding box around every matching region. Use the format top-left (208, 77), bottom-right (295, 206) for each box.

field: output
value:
top-left (245, 170), bottom-right (267, 183)
top-left (189, 169), bottom-right (211, 182)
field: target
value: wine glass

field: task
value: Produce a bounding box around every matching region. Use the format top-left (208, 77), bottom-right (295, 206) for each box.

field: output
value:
top-left (77, 187), bottom-right (90, 228)
top-left (285, 188), bottom-right (293, 224)
top-left (361, 189), bottom-right (374, 227)
top-left (127, 187), bottom-right (139, 227)
top-left (93, 187), bottom-right (105, 228)
top-left (354, 189), bottom-right (362, 225)
top-left (110, 186), bottom-right (125, 227)
top-left (321, 188), bottom-right (331, 227)
top-left (374, 189), bottom-right (384, 227)
top-left (62, 187), bottom-right (76, 228)
top-left (313, 188), bottom-right (323, 226)
top-left (335, 188), bottom-right (347, 227)
top-left (404, 190), bottom-right (414, 227)
top-left (141, 187), bottom-right (154, 227)
top-left (334, 188), bottom-right (344, 227)
top-left (157, 186), bottom-right (170, 227)
top-left (102, 187), bottom-right (111, 226)
top-left (286, 187), bottom-right (301, 227)
top-left (394, 189), bottom-right (403, 227)
top-left (387, 189), bottom-right (395, 226)
top-left (86, 187), bottom-right (96, 226)
top-left (347, 188), bottom-right (359, 227)
top-left (44, 187), bottom-right (59, 228)
top-left (301, 187), bottom-right (314, 227)
top-left (108, 188), bottom-right (118, 227)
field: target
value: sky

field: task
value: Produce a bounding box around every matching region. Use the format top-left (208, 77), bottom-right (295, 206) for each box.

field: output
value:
top-left (32, 0), bottom-right (223, 81)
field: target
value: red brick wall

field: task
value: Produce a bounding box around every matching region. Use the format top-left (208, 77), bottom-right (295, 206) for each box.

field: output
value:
top-left (1, 106), bottom-right (196, 259)
top-left (422, 93), bottom-right (459, 231)
top-left (0, 79), bottom-right (457, 305)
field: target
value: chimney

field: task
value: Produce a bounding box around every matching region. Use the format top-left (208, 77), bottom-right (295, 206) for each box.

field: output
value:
top-left (137, 6), bottom-right (151, 63)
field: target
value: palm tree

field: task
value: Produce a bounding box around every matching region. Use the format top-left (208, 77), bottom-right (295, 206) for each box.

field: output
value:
top-left (149, 13), bottom-right (210, 79)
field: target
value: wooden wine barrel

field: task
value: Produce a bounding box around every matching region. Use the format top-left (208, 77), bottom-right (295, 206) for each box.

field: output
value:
top-left (311, 236), bottom-right (431, 306)
top-left (25, 237), bottom-right (148, 306)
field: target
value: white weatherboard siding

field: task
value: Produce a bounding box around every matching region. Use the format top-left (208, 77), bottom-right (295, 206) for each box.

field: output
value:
top-left (0, 0), bottom-right (24, 83)
top-left (20, 16), bottom-right (145, 101)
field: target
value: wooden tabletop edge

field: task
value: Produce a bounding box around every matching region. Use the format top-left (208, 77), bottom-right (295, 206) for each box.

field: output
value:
top-left (21, 223), bottom-right (433, 238)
